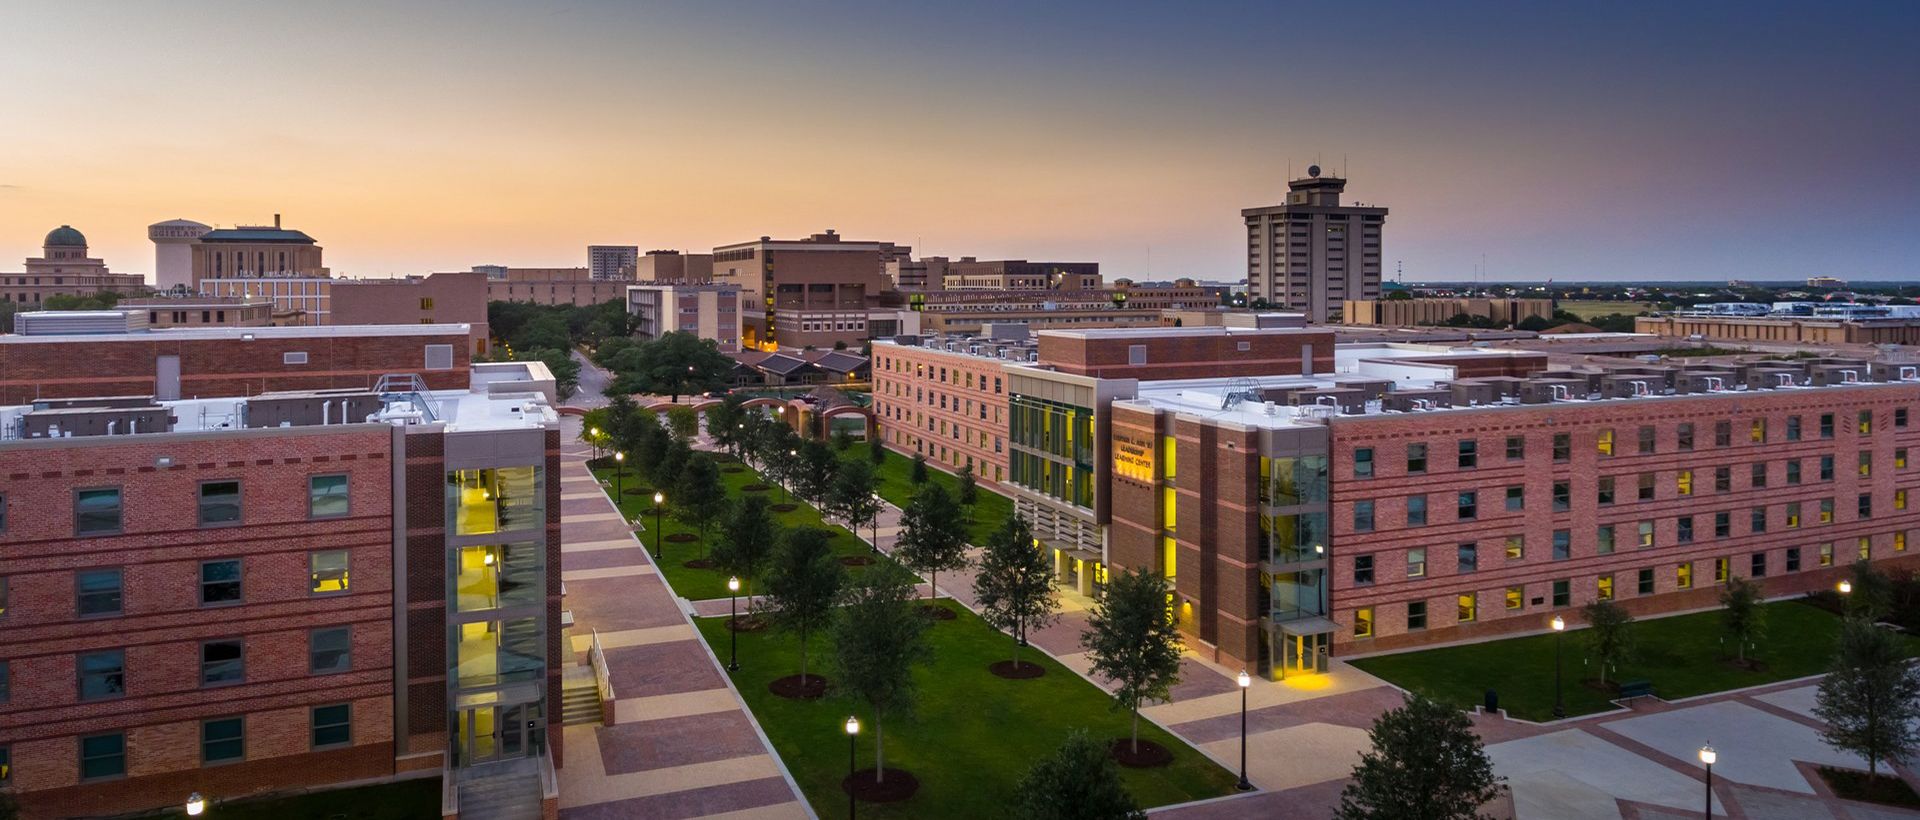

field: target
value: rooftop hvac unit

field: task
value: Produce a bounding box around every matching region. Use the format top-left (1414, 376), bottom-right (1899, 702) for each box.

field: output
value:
top-left (1902, 367), bottom-right (1918, 382)
top-left (1842, 369), bottom-right (1859, 383)
top-left (1411, 399), bottom-right (1433, 411)
top-left (1704, 377), bottom-right (1724, 392)
top-left (1777, 373), bottom-right (1795, 388)
top-left (1550, 384), bottom-right (1572, 402)
top-left (1630, 380), bottom-right (1649, 397)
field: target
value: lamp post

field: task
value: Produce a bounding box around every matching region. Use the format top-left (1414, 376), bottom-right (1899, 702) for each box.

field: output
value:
top-left (614, 451), bottom-right (626, 501)
top-left (845, 715), bottom-right (861, 820)
top-left (785, 448), bottom-right (798, 504)
top-left (1550, 615), bottom-right (1567, 719)
top-left (589, 426), bottom-right (601, 459)
top-left (185, 793), bottom-right (207, 817)
top-left (1839, 579), bottom-right (1854, 628)
top-left (1698, 744), bottom-right (1716, 819)
top-left (727, 576), bottom-right (742, 671)
top-left (1235, 670), bottom-right (1254, 791)
top-left (653, 491), bottom-right (666, 559)
top-left (871, 492), bottom-right (883, 554)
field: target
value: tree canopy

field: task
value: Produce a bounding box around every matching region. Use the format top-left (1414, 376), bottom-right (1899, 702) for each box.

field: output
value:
top-left (711, 494), bottom-right (778, 597)
top-left (762, 527), bottom-right (845, 682)
top-left (973, 512), bottom-right (1058, 669)
top-left (1335, 694), bottom-right (1504, 820)
top-left (1816, 617), bottom-right (1920, 778)
top-left (1081, 566), bottom-right (1183, 753)
top-left (602, 331), bottom-right (734, 401)
top-left (894, 483), bottom-right (970, 602)
top-left (1010, 730), bottom-right (1146, 820)
top-left (831, 560), bottom-right (930, 781)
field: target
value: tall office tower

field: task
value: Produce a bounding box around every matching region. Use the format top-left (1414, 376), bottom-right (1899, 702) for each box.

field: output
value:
top-left (149, 218), bottom-right (211, 291)
top-left (1241, 167), bottom-right (1387, 322)
top-left (587, 245), bottom-right (639, 280)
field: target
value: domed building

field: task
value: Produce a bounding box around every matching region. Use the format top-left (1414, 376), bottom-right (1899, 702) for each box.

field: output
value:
top-left (1, 225), bottom-right (150, 306)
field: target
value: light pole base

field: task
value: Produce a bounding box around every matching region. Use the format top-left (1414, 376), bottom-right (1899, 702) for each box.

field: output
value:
top-left (727, 662), bottom-right (740, 672)
top-left (1236, 777), bottom-right (1254, 792)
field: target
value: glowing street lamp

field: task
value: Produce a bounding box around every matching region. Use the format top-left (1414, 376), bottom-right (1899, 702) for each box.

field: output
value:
top-left (727, 576), bottom-right (742, 671)
top-left (844, 716), bottom-right (862, 820)
top-left (1698, 744), bottom-right (1716, 819)
top-left (185, 793), bottom-right (207, 816)
top-left (1839, 579), bottom-right (1853, 595)
top-left (652, 491), bottom-right (666, 559)
top-left (1550, 615), bottom-right (1567, 719)
top-left (1235, 670), bottom-right (1254, 791)
top-left (613, 451), bottom-right (626, 500)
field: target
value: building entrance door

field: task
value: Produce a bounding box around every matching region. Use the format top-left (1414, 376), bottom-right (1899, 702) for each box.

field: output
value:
top-left (1283, 632), bottom-right (1329, 676)
top-left (458, 703), bottom-right (544, 766)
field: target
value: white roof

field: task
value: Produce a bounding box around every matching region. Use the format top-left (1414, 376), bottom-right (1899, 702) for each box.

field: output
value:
top-left (0, 323), bottom-right (471, 344)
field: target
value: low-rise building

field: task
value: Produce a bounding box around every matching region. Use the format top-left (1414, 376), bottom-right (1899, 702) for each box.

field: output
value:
top-left (329, 272), bottom-right (491, 356)
top-left (634, 251), bottom-right (714, 284)
top-left (482, 267), bottom-right (626, 307)
top-left (627, 283), bottom-right (743, 352)
top-left (1342, 297), bottom-right (1553, 328)
top-left (1, 226), bottom-right (150, 305)
top-left (116, 296), bottom-right (276, 327)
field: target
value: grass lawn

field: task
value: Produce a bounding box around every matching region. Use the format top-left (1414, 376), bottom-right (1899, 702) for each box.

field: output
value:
top-left (1350, 600), bottom-right (1919, 721)
top-left (695, 599), bottom-right (1238, 818)
top-left (1558, 299), bottom-right (1654, 320)
top-left (590, 459), bottom-right (891, 600)
top-left (850, 448), bottom-right (1016, 548)
top-left (193, 778), bottom-right (439, 819)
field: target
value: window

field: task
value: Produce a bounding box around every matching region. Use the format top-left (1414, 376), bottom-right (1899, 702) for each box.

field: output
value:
top-left (203, 717), bottom-right (244, 763)
top-left (1552, 579), bottom-right (1570, 607)
top-left (198, 480), bottom-right (241, 526)
top-left (1406, 444), bottom-right (1427, 474)
top-left (1597, 477), bottom-right (1614, 506)
top-left (79, 650), bottom-right (125, 700)
top-left (1406, 495), bottom-right (1427, 527)
top-left (311, 550), bottom-right (349, 594)
top-left (1638, 473), bottom-right (1655, 501)
top-left (1407, 548), bottom-right (1427, 578)
top-left (1457, 439), bottom-right (1477, 469)
top-left (80, 733), bottom-right (126, 780)
top-left (1821, 455), bottom-right (1835, 481)
top-left (1862, 451), bottom-right (1874, 477)
top-left (1598, 525), bottom-right (1616, 554)
top-left (1458, 543), bottom-right (1478, 573)
top-left (0, 659), bottom-right (7, 703)
top-left (200, 560), bottom-right (242, 605)
top-left (77, 569), bottom-right (123, 616)
top-left (1406, 601), bottom-right (1427, 631)
top-left (1787, 416), bottom-right (1802, 441)
top-left (1352, 501), bottom-right (1374, 532)
top-left (1677, 470), bottom-right (1693, 496)
top-left (1713, 511), bottom-right (1731, 538)
top-left (1505, 587), bottom-right (1524, 610)
top-left (1676, 563), bottom-right (1693, 589)
top-left (1861, 493), bottom-right (1874, 519)
top-left (1899, 532), bottom-right (1909, 552)
top-left (1506, 435), bottom-right (1525, 460)
top-left (1352, 555), bottom-right (1374, 586)
top-left (1505, 535), bottom-right (1525, 560)
top-left (1677, 423), bottom-right (1695, 451)
top-left (1860, 537), bottom-right (1873, 561)
top-left (0, 744), bottom-right (8, 785)
top-left (1638, 567), bottom-right (1655, 595)
top-left (1506, 485), bottom-right (1525, 512)
top-left (1787, 502), bottom-right (1803, 528)
top-left (1861, 410), bottom-right (1874, 434)
top-left (419, 296), bottom-right (435, 310)
top-left (1787, 547), bottom-right (1802, 572)
top-left (1821, 498), bottom-right (1835, 523)
top-left (311, 627), bottom-right (352, 674)
top-left (1900, 449), bottom-right (1910, 469)
top-left (1787, 460), bottom-right (1802, 484)
top-left (1820, 542), bottom-right (1834, 567)
top-left (1751, 463), bottom-right (1769, 489)
top-left (1677, 516), bottom-right (1695, 543)
top-left (1715, 420), bottom-right (1732, 447)
top-left (1458, 594), bottom-right (1477, 623)
top-left (1750, 418), bottom-right (1766, 443)
top-left (1597, 428), bottom-right (1615, 456)
top-left (1353, 607), bottom-right (1373, 638)
top-left (1714, 557), bottom-right (1730, 584)
top-left (1552, 530), bottom-right (1571, 561)
top-left (1597, 575), bottom-right (1615, 601)
top-left (309, 475), bottom-right (349, 518)
top-left (1751, 507), bottom-right (1768, 533)
top-left (1900, 490), bottom-right (1909, 511)
top-left (312, 704), bottom-right (352, 748)
top-left (1354, 447), bottom-right (1374, 478)
top-left (75, 487), bottom-right (122, 535)
top-left (1457, 491), bottom-right (1477, 521)
top-left (201, 640), bottom-right (244, 686)
top-left (1751, 552), bottom-right (1768, 578)
top-left (1900, 408), bottom-right (1910, 428)
top-left (283, 351), bottom-right (309, 365)
top-left (1638, 426), bottom-right (1656, 454)
top-left (1820, 413), bottom-right (1835, 438)
top-left (1638, 520), bottom-right (1655, 548)
top-left (1715, 466), bottom-right (1732, 493)
top-left (1552, 433), bottom-right (1571, 462)
top-left (1553, 481), bottom-right (1571, 511)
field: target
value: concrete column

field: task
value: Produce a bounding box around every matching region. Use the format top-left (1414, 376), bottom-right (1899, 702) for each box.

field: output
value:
top-left (1077, 560), bottom-right (1094, 596)
top-left (1054, 548), bottom-right (1069, 583)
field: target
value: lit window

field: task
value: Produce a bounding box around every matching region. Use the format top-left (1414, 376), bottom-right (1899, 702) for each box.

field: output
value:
top-left (1597, 575), bottom-right (1614, 601)
top-left (1597, 429), bottom-right (1614, 456)
top-left (1406, 548), bottom-right (1426, 578)
top-left (1505, 535), bottom-right (1525, 560)
top-left (1676, 470), bottom-right (1692, 496)
top-left (1505, 587), bottom-right (1524, 610)
top-left (1676, 563), bottom-right (1693, 589)
top-left (1353, 607), bottom-right (1373, 638)
top-left (1819, 542), bottom-right (1834, 567)
top-left (1457, 594), bottom-right (1477, 623)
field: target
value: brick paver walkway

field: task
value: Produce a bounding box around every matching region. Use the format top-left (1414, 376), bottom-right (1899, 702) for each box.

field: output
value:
top-left (555, 415), bottom-right (807, 820)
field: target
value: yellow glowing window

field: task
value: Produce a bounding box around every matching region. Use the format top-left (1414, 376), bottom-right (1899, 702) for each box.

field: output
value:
top-left (1676, 470), bottom-right (1693, 496)
top-left (1162, 536), bottom-right (1178, 579)
top-left (1597, 429), bottom-right (1614, 456)
top-left (1714, 557), bottom-right (1729, 584)
top-left (1899, 490), bottom-right (1909, 511)
top-left (1597, 575), bottom-right (1614, 601)
top-left (1820, 542), bottom-right (1834, 566)
top-left (1899, 448), bottom-right (1909, 469)
top-left (451, 467), bottom-right (539, 536)
top-left (1353, 607), bottom-right (1374, 638)
top-left (1861, 411), bottom-right (1873, 434)
top-left (1821, 500), bottom-right (1835, 523)
top-left (309, 550), bottom-right (349, 594)
top-left (1505, 587), bottom-right (1524, 610)
top-left (1860, 537), bottom-right (1872, 560)
top-left (1861, 452), bottom-right (1873, 477)
top-left (1786, 503), bottom-right (1802, 528)
top-left (1899, 532), bottom-right (1909, 552)
top-left (1162, 487), bottom-right (1177, 531)
top-left (1751, 419), bottom-right (1766, 443)
top-left (1457, 594), bottom-right (1477, 623)
top-left (1676, 563), bottom-right (1693, 589)
top-left (1161, 436), bottom-right (1177, 481)
top-left (1505, 535), bottom-right (1525, 560)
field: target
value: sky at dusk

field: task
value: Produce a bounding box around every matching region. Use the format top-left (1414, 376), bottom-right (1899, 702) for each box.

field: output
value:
top-left (1, 0), bottom-right (1916, 283)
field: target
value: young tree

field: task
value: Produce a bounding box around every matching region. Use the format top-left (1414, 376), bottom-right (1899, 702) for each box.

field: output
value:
top-left (652, 437), bottom-right (692, 493)
top-left (831, 427), bottom-right (854, 452)
top-left (1335, 694), bottom-right (1504, 820)
top-left (1581, 599), bottom-right (1635, 687)
top-left (1720, 575), bottom-right (1767, 663)
top-left (633, 424), bottom-right (670, 486)
top-left (831, 561), bottom-right (930, 783)
top-left (910, 453), bottom-right (930, 484)
top-left (1082, 567), bottom-right (1183, 754)
top-left (894, 483), bottom-right (970, 604)
top-left (710, 495), bottom-right (778, 596)
top-left (1848, 558), bottom-right (1895, 623)
top-left (956, 463), bottom-right (978, 507)
top-left (666, 404), bottom-right (701, 443)
top-left (1010, 730), bottom-right (1145, 820)
top-left (763, 527), bottom-right (846, 685)
top-left (707, 396), bottom-right (748, 458)
top-left (974, 512), bottom-right (1058, 670)
top-left (827, 459), bottom-right (882, 542)
top-left (1815, 617), bottom-right (1920, 778)
top-left (674, 453), bottom-right (728, 543)
top-left (867, 431), bottom-right (887, 466)
top-left (794, 439), bottom-right (839, 504)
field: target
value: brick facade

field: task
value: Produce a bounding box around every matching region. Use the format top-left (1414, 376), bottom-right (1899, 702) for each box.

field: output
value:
top-left (1038, 327), bottom-right (1335, 380)
top-left (870, 342), bottom-right (1013, 487)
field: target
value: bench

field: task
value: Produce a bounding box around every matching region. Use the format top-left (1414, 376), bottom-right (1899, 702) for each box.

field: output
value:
top-left (1618, 679), bottom-right (1654, 701)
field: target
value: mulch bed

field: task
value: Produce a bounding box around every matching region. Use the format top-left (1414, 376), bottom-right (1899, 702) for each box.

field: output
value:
top-left (728, 614), bottom-right (768, 632)
top-left (621, 487), bottom-right (655, 496)
top-left (681, 559), bottom-right (714, 569)
top-left (918, 604), bottom-right (958, 621)
top-left (1726, 657), bottom-right (1769, 672)
top-left (1818, 766), bottom-right (1920, 808)
top-left (664, 533), bottom-right (699, 543)
top-left (770, 503), bottom-right (799, 513)
top-left (1580, 680), bottom-right (1620, 695)
top-left (839, 556), bottom-right (875, 567)
top-left (768, 673), bottom-right (828, 700)
top-left (742, 484), bottom-right (770, 492)
top-left (989, 660), bottom-right (1046, 679)
top-left (841, 768), bottom-right (920, 803)
top-left (1108, 739), bottom-right (1173, 768)
top-left (722, 467), bottom-right (745, 474)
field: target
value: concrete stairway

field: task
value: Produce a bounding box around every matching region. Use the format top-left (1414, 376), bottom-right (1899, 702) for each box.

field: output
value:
top-left (456, 772), bottom-right (542, 820)
top-left (561, 672), bottom-right (602, 726)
